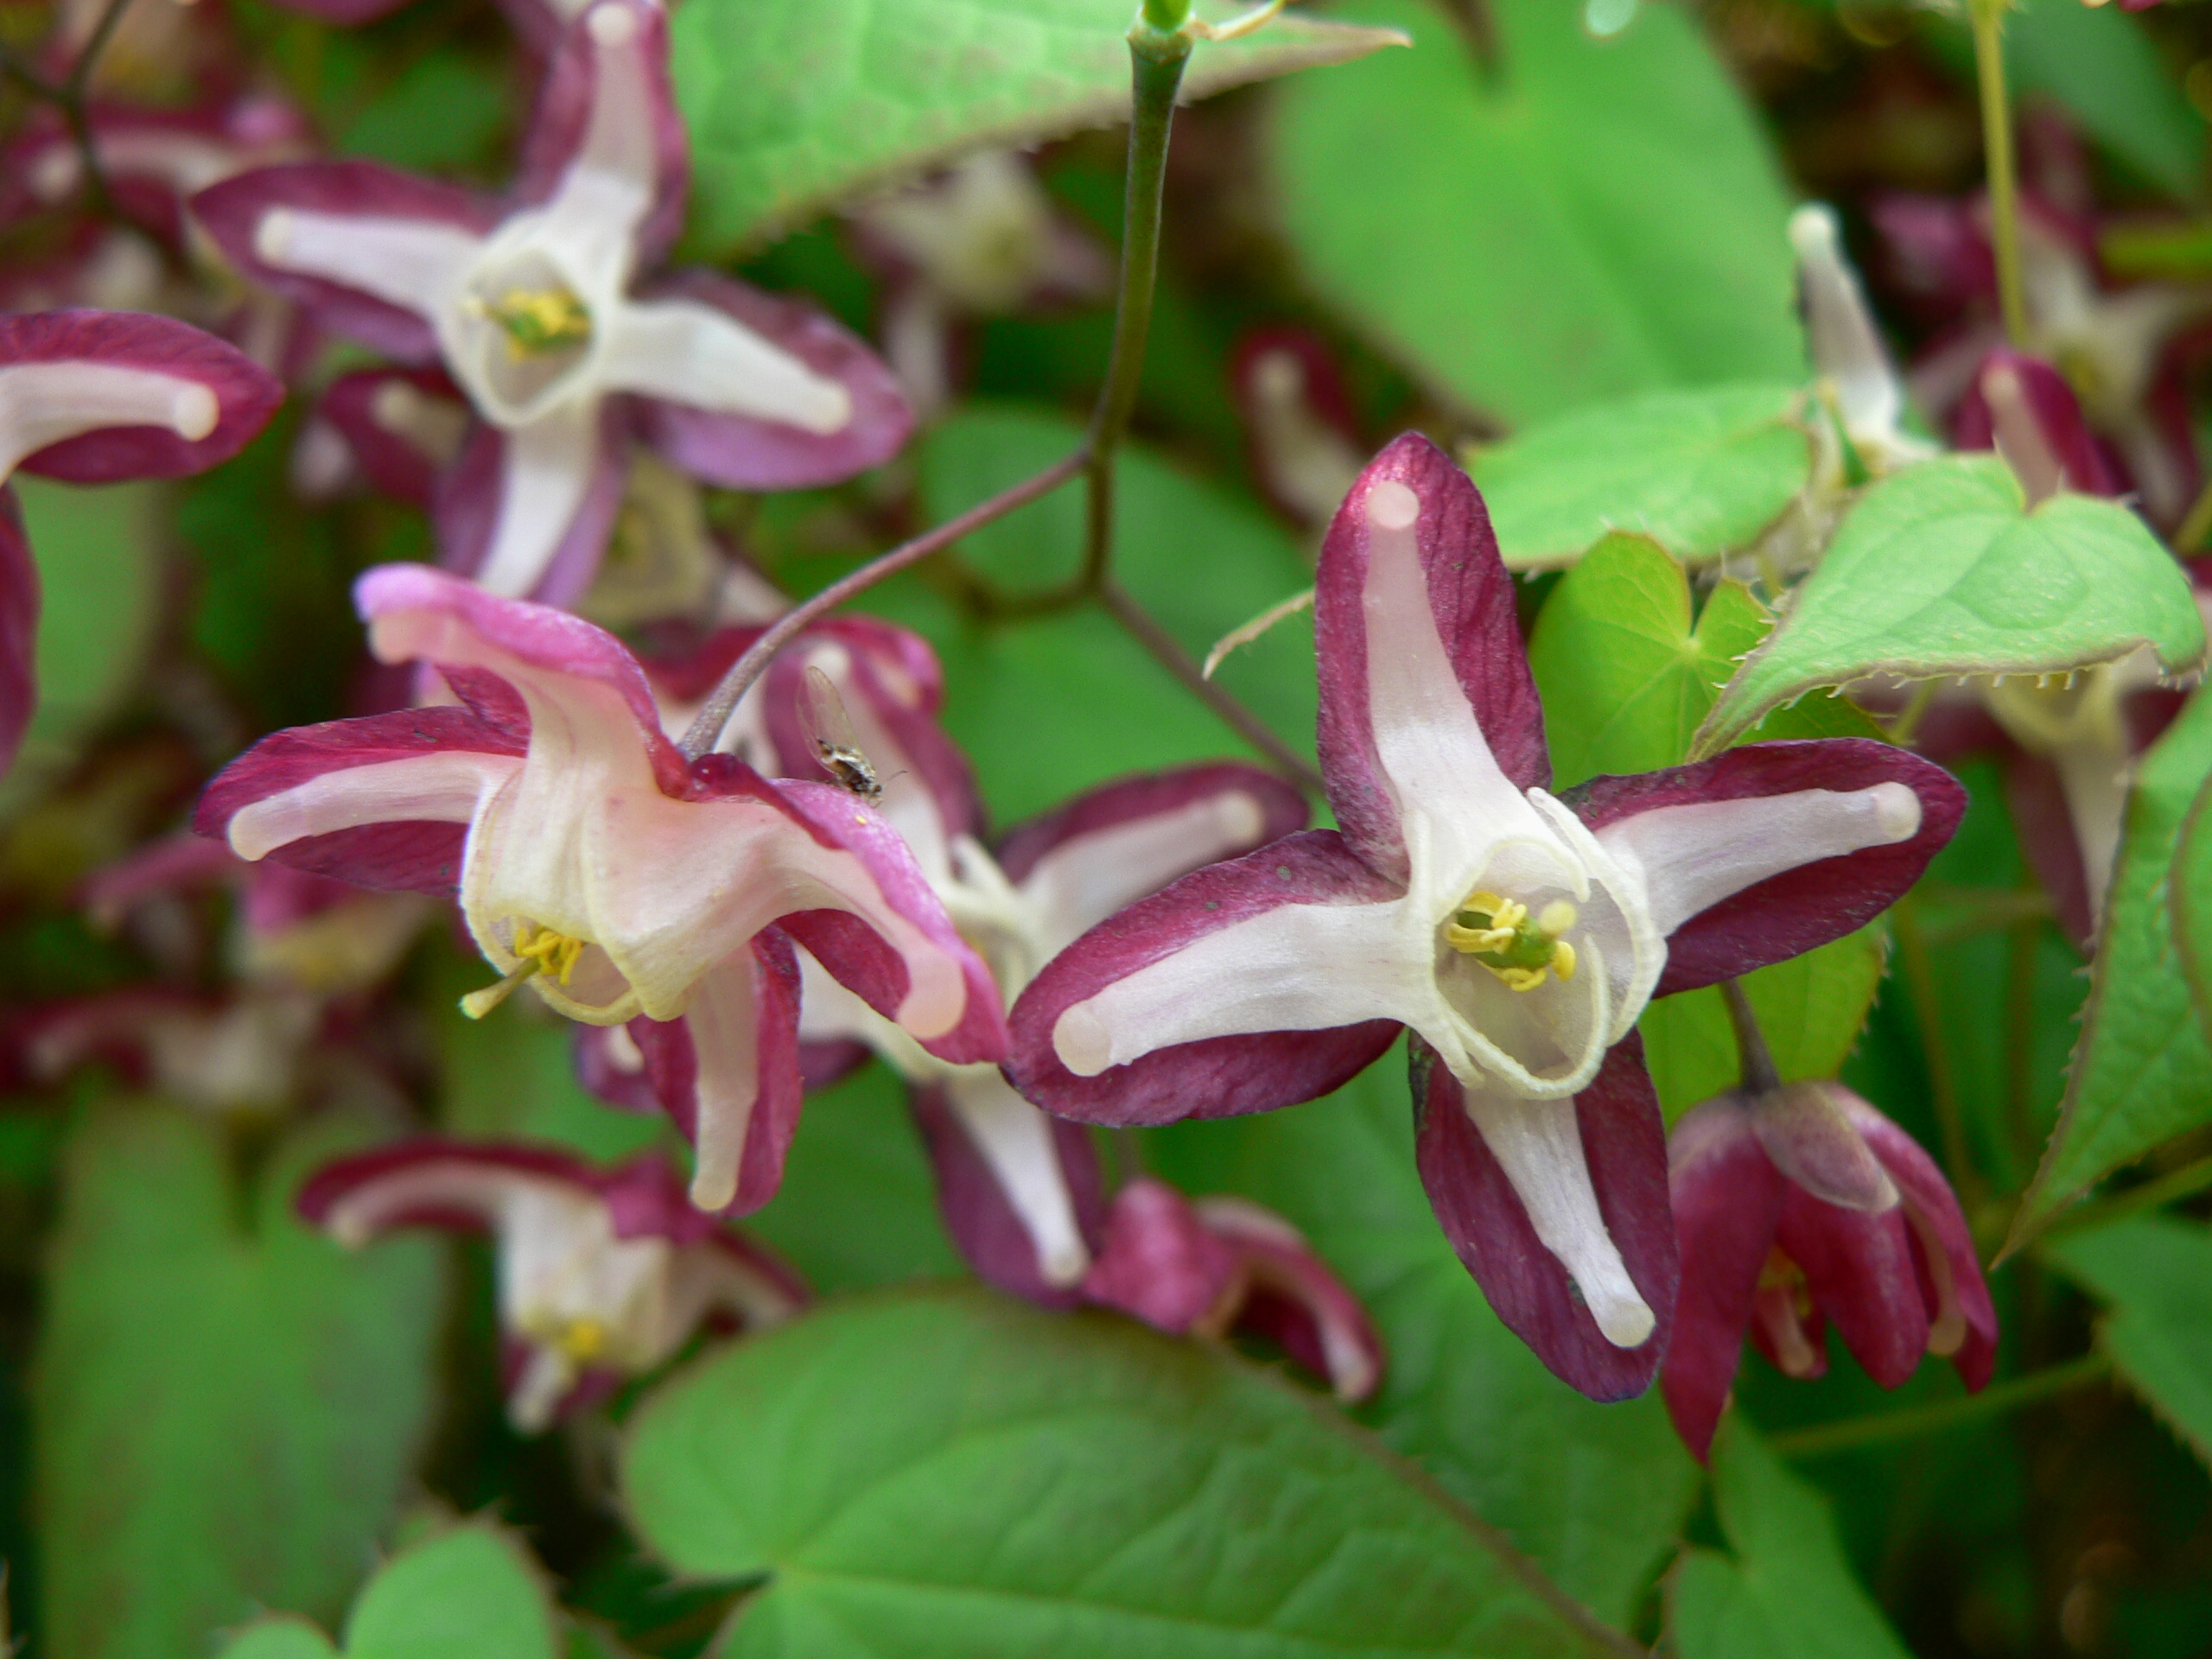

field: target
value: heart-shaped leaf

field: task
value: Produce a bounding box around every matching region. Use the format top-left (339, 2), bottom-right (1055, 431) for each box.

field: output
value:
top-left (623, 1279), bottom-right (1624, 1658)
top-left (2008, 689), bottom-right (2212, 1249)
top-left (672, 0), bottom-right (1408, 256)
top-left (1667, 1416), bottom-right (1913, 1659)
top-left (1471, 385), bottom-right (1812, 573)
top-left (1697, 456), bottom-right (2207, 757)
top-left (35, 1103), bottom-right (445, 1659)
top-left (1149, 1063), bottom-right (1699, 1629)
top-left (1269, 0), bottom-right (1802, 428)
top-left (213, 1526), bottom-right (559, 1659)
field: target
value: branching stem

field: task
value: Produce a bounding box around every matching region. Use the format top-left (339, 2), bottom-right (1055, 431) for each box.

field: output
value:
top-left (1719, 978), bottom-right (1780, 1096)
top-left (1770, 1351), bottom-right (2112, 1458)
top-left (679, 22), bottom-right (1312, 795)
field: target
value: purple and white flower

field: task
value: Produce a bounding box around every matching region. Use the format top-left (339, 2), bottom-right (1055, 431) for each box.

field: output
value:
top-left (1666, 1080), bottom-right (1995, 1459)
top-left (1007, 435), bottom-right (1965, 1397)
top-left (194, 565), bottom-right (1004, 1215)
top-left (0, 308), bottom-right (283, 775)
top-left (192, 0), bottom-right (910, 605)
top-left (300, 1141), bottom-right (805, 1431)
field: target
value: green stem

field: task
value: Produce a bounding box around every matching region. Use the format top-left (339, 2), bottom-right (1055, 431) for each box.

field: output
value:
top-left (1894, 899), bottom-right (1981, 1204)
top-left (1968, 0), bottom-right (2027, 346)
top-left (2001, 878), bottom-right (2043, 1172)
top-left (1885, 679), bottom-right (1938, 747)
top-left (1098, 578), bottom-right (1325, 792)
top-left (1770, 1351), bottom-right (2113, 1458)
top-left (1719, 979), bottom-right (1780, 1096)
top-left (1077, 37), bottom-right (1189, 594)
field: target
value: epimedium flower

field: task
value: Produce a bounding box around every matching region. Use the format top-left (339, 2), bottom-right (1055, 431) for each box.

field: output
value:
top-left (1791, 203), bottom-right (1938, 481)
top-left (192, 0), bottom-right (911, 606)
top-left (1006, 434), bottom-right (1966, 1398)
top-left (1230, 326), bottom-right (1367, 537)
top-left (299, 1141), bottom-right (806, 1432)
top-left (0, 308), bottom-right (283, 775)
top-left (1079, 1178), bottom-right (1382, 1402)
top-left (620, 609), bottom-right (1314, 1303)
top-left (1916, 350), bottom-right (2210, 944)
top-left (1665, 1070), bottom-right (1995, 1460)
top-left (194, 563), bottom-right (1006, 1214)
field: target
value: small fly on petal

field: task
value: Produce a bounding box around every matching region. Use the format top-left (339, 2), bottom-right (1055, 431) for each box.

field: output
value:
top-left (799, 664), bottom-right (884, 804)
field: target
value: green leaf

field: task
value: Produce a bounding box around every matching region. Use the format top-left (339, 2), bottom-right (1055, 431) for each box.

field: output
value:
top-left (2043, 1215), bottom-right (2212, 1468)
top-left (342, 1527), bottom-right (557, 1659)
top-left (2172, 771), bottom-right (2212, 1046)
top-left (672, 0), bottom-right (1407, 256)
top-left (1150, 1064), bottom-right (1698, 1628)
top-left (2011, 690), bottom-right (2212, 1248)
top-left (1638, 931), bottom-right (1888, 1124)
top-left (35, 1103), bottom-right (446, 1659)
top-left (623, 1281), bottom-right (1618, 1658)
top-left (1697, 456), bottom-right (2208, 756)
top-left (1470, 385), bottom-right (1812, 573)
top-left (2001, 2), bottom-right (2202, 204)
top-left (867, 404), bottom-right (1317, 823)
top-left (335, 52), bottom-right (512, 175)
top-left (214, 1527), bottom-right (560, 1659)
top-left (1667, 1415), bottom-right (1913, 1659)
top-left (3, 477), bottom-right (162, 810)
top-left (1270, 0), bottom-right (1802, 429)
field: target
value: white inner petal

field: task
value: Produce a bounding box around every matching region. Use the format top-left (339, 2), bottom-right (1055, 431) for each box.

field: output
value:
top-left (255, 207), bottom-right (480, 321)
top-left (1594, 782), bottom-right (1921, 940)
top-left (0, 360), bottom-right (219, 479)
top-left (1051, 895), bottom-right (1417, 1077)
top-left (599, 297), bottom-right (852, 432)
top-left (944, 1067), bottom-right (1090, 1287)
top-left (474, 404), bottom-right (604, 598)
top-left (1019, 791), bottom-right (1268, 959)
top-left (226, 750), bottom-right (519, 861)
top-left (1460, 1084), bottom-right (1655, 1349)
top-left (1358, 480), bottom-right (1554, 879)
top-left (1790, 203), bottom-right (1905, 448)
top-left (682, 957), bottom-right (764, 1212)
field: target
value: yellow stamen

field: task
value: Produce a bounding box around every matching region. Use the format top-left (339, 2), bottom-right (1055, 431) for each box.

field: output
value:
top-left (557, 1318), bottom-right (608, 1363)
top-left (457, 920), bottom-right (590, 1020)
top-left (478, 286), bottom-right (594, 357)
top-left (1446, 891), bottom-right (1580, 992)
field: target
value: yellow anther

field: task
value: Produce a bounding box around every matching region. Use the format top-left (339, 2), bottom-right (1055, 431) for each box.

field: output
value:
top-left (512, 920), bottom-right (587, 986)
top-left (558, 1319), bottom-right (608, 1363)
top-left (1446, 889), bottom-right (1578, 993)
top-left (479, 286), bottom-right (594, 357)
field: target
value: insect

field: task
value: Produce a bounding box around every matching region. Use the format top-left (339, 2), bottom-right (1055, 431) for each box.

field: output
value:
top-left (798, 664), bottom-right (883, 804)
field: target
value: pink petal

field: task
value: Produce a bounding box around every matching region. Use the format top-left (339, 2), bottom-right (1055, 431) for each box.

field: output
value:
top-left (1, 309), bottom-right (283, 483)
top-left (1772, 1188), bottom-right (1929, 1389)
top-left (1313, 432), bottom-right (1548, 881)
top-left (1080, 1178), bottom-right (1242, 1335)
top-left (1844, 1096), bottom-right (1999, 1390)
top-left (510, 0), bottom-right (689, 268)
top-left (1412, 1033), bottom-right (1677, 1402)
top-left (632, 932), bottom-right (804, 1215)
top-left (626, 270), bottom-right (913, 490)
top-left (1953, 347), bottom-right (2117, 500)
top-left (911, 1080), bottom-right (1105, 1306)
top-left (319, 366), bottom-right (467, 509)
top-left (298, 1137), bottom-right (610, 1240)
top-left (193, 704), bottom-right (525, 895)
top-left (1196, 1194), bottom-right (1385, 1402)
top-left (1662, 1096), bottom-right (1786, 1460)
top-left (1004, 829), bottom-right (1403, 1127)
top-left (1568, 739), bottom-right (1967, 995)
top-left (573, 1020), bottom-right (663, 1115)
top-left (79, 832), bottom-right (244, 925)
top-left (249, 0), bottom-right (412, 24)
top-left (191, 162), bottom-right (496, 360)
